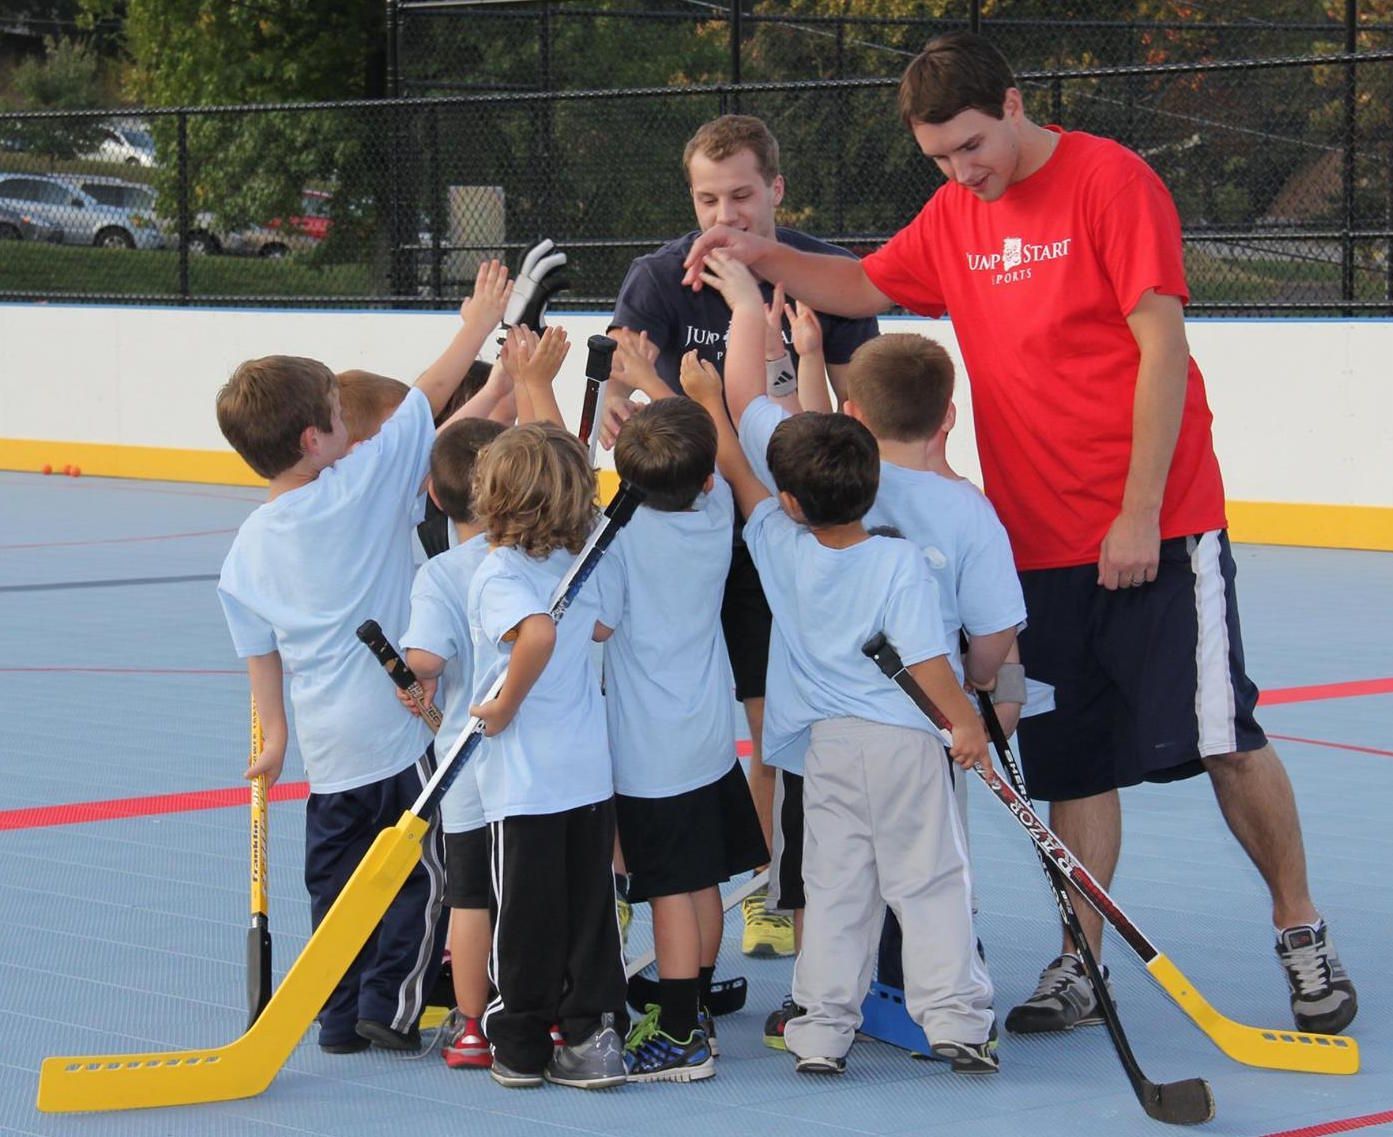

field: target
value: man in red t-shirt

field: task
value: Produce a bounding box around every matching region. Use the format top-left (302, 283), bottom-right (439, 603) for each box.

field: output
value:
top-left (679, 32), bottom-right (1355, 1040)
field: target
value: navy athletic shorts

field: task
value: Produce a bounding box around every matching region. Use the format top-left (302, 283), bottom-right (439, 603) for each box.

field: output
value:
top-left (1016, 530), bottom-right (1268, 802)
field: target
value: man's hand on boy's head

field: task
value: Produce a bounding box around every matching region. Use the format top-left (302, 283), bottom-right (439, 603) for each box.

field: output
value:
top-left (697, 249), bottom-right (763, 312)
top-left (786, 299), bottom-right (823, 356)
top-left (682, 225), bottom-right (772, 290)
top-left (461, 259), bottom-right (513, 336)
top-left (679, 349), bottom-right (723, 406)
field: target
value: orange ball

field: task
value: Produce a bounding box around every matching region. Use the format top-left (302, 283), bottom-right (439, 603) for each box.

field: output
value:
top-left (62, 464), bottom-right (72, 475)
top-left (69, 465), bottom-right (81, 477)
top-left (41, 463), bottom-right (52, 475)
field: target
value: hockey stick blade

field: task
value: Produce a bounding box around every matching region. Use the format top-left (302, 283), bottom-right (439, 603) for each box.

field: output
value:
top-left (862, 632), bottom-right (1358, 1078)
top-left (969, 678), bottom-right (1213, 1124)
top-left (38, 814), bottom-right (429, 1113)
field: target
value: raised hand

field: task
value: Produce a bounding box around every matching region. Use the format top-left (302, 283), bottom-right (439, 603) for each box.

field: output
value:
top-left (504, 238), bottom-right (569, 330)
top-left (612, 328), bottom-right (665, 399)
top-left (461, 259), bottom-right (513, 338)
top-left (785, 298), bottom-right (823, 357)
top-left (764, 281), bottom-right (788, 358)
top-left (503, 324), bottom-right (571, 388)
top-left (698, 249), bottom-right (764, 313)
top-left (679, 348), bottom-right (723, 407)
top-left (681, 224), bottom-right (772, 290)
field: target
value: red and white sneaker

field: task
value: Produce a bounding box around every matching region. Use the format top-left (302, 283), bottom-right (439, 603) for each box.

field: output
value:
top-left (442, 1013), bottom-right (492, 1069)
top-left (550, 1023), bottom-right (565, 1047)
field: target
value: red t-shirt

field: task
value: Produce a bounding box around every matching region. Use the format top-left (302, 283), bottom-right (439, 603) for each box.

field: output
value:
top-left (862, 128), bottom-right (1226, 571)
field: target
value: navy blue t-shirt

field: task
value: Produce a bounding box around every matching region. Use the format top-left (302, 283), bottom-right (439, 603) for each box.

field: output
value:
top-left (611, 227), bottom-right (880, 391)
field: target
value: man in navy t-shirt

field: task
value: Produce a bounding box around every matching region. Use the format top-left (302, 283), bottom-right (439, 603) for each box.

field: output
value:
top-left (604, 114), bottom-right (879, 958)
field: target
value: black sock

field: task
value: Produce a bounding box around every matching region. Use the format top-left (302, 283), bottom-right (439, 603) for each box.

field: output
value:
top-left (698, 965), bottom-right (715, 1007)
top-left (657, 977), bottom-right (700, 1040)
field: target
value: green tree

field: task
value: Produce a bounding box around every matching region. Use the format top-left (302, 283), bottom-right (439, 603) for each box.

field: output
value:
top-left (10, 36), bottom-right (105, 165)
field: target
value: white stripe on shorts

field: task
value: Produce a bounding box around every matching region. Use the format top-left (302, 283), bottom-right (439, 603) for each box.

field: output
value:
top-left (1191, 531), bottom-right (1238, 756)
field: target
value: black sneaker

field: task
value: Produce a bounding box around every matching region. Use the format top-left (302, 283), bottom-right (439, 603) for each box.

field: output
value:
top-left (355, 1018), bottom-right (422, 1052)
top-left (1276, 922), bottom-right (1358, 1034)
top-left (544, 1012), bottom-right (627, 1089)
top-left (793, 1053), bottom-right (846, 1075)
top-left (319, 1035), bottom-right (371, 1055)
top-left (623, 1007), bottom-right (715, 1084)
top-left (929, 1038), bottom-right (1000, 1074)
top-left (763, 996), bottom-right (805, 1050)
top-left (1005, 954), bottom-right (1110, 1034)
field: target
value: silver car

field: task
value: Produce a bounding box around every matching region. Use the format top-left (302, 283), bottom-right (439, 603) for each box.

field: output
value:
top-left (0, 203), bottom-right (62, 243)
top-left (0, 172), bottom-right (164, 250)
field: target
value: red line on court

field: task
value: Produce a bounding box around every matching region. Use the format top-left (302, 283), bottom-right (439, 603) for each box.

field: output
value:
top-left (1257, 1108), bottom-right (1393, 1137)
top-left (1259, 677), bottom-right (1393, 705)
top-left (0, 781), bottom-right (309, 832)
top-left (1268, 733), bottom-right (1393, 759)
top-left (0, 527), bottom-right (236, 551)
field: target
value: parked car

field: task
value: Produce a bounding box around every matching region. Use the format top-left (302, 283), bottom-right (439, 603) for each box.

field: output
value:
top-left (0, 172), bottom-right (165, 250)
top-left (184, 189), bottom-right (332, 258)
top-left (82, 120), bottom-right (157, 167)
top-left (0, 203), bottom-right (62, 243)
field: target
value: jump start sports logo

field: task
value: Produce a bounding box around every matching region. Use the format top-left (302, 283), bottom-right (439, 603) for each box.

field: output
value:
top-left (965, 234), bottom-right (1072, 285)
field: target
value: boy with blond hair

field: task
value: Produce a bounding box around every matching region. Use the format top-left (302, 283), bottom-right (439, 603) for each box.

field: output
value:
top-left (215, 262), bottom-right (511, 1054)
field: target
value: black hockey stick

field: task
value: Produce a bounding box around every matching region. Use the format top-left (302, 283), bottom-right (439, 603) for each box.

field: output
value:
top-left (862, 631), bottom-right (1356, 1079)
top-left (576, 334), bottom-right (617, 464)
top-left (963, 644), bottom-right (1214, 1124)
top-left (356, 619), bottom-right (443, 734)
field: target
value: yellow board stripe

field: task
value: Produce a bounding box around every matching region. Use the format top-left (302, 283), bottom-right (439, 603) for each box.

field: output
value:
top-left (3, 438), bottom-right (1390, 552)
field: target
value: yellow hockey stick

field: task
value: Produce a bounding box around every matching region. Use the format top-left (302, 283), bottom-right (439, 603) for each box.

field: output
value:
top-left (863, 632), bottom-right (1358, 1077)
top-left (36, 483), bottom-right (645, 1113)
top-left (247, 699), bottom-right (272, 1028)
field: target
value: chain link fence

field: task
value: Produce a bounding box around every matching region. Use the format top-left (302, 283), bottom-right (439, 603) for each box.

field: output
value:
top-left (2, 7), bottom-right (1392, 312)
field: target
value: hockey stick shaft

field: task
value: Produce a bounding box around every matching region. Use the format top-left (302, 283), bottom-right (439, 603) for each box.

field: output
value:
top-left (972, 682), bottom-right (1213, 1123)
top-left (624, 868), bottom-right (769, 979)
top-left (576, 334), bottom-right (616, 465)
top-left (355, 619), bottom-right (443, 733)
top-left (247, 699), bottom-right (272, 1030)
top-left (862, 632), bottom-right (1356, 1076)
top-left (36, 482), bottom-right (646, 1114)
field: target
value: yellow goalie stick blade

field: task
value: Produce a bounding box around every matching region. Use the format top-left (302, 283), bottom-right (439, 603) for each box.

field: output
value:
top-left (36, 813), bottom-right (430, 1113)
top-left (1146, 954), bottom-right (1358, 1075)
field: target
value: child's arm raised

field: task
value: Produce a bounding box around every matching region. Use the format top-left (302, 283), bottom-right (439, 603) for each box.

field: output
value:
top-left (680, 350), bottom-right (769, 521)
top-left (786, 299), bottom-right (832, 414)
top-left (415, 260), bottom-right (513, 418)
top-left (905, 654), bottom-right (991, 774)
top-left (438, 355), bottom-right (516, 434)
top-left (695, 251), bottom-right (769, 426)
top-left (502, 324), bottom-right (570, 428)
top-left (611, 329), bottom-right (673, 404)
top-left (469, 614), bottom-right (556, 736)
top-left (245, 651), bottom-right (288, 788)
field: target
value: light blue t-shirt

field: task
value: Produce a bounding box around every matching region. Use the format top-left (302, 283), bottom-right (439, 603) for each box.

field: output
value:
top-left (865, 466), bottom-right (1025, 684)
top-left (743, 497), bottom-right (951, 773)
top-left (402, 533), bottom-right (491, 833)
top-left (597, 477), bottom-right (738, 798)
top-left (467, 544), bottom-right (613, 821)
top-left (217, 387), bottom-right (434, 795)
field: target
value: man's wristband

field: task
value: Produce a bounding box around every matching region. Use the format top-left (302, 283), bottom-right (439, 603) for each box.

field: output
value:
top-left (766, 351), bottom-right (796, 398)
top-left (990, 662), bottom-right (1027, 705)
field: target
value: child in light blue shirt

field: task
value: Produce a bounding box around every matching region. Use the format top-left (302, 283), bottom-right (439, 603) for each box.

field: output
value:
top-left (464, 422), bottom-right (628, 1090)
top-left (214, 262), bottom-right (511, 1055)
top-left (400, 417), bottom-right (505, 1070)
top-left (594, 394), bottom-right (767, 1083)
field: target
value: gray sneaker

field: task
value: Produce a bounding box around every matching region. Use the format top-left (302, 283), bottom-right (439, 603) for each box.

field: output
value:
top-left (544, 1013), bottom-right (627, 1089)
top-left (1277, 922), bottom-right (1357, 1034)
top-left (1005, 954), bottom-right (1111, 1034)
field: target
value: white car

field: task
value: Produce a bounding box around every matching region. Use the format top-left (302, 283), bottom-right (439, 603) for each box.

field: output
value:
top-left (83, 121), bottom-right (157, 168)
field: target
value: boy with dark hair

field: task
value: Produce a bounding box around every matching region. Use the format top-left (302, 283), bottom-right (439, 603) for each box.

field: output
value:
top-left (681, 279), bottom-right (996, 1076)
top-left (597, 378), bottom-right (767, 1083)
top-left (215, 262), bottom-right (512, 1055)
top-left (400, 417), bottom-right (506, 1070)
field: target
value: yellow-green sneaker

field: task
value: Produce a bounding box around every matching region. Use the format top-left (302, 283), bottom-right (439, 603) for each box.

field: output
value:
top-left (741, 888), bottom-right (794, 957)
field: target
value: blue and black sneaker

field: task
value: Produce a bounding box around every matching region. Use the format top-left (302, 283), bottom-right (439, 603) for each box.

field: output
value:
top-left (623, 1004), bottom-right (715, 1084)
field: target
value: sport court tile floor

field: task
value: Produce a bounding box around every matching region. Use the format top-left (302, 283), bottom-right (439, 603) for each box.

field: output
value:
top-left (0, 469), bottom-right (1389, 1137)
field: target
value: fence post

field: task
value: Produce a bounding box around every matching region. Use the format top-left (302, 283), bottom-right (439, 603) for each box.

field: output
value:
top-left (1342, 0), bottom-right (1358, 314)
top-left (538, 1), bottom-right (555, 246)
top-left (428, 102), bottom-right (442, 301)
top-left (730, 0), bottom-right (742, 112)
top-left (834, 18), bottom-right (845, 235)
top-left (176, 111), bottom-right (190, 305)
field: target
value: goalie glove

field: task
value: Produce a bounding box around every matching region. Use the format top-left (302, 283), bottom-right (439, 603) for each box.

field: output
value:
top-left (505, 237), bottom-right (570, 331)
